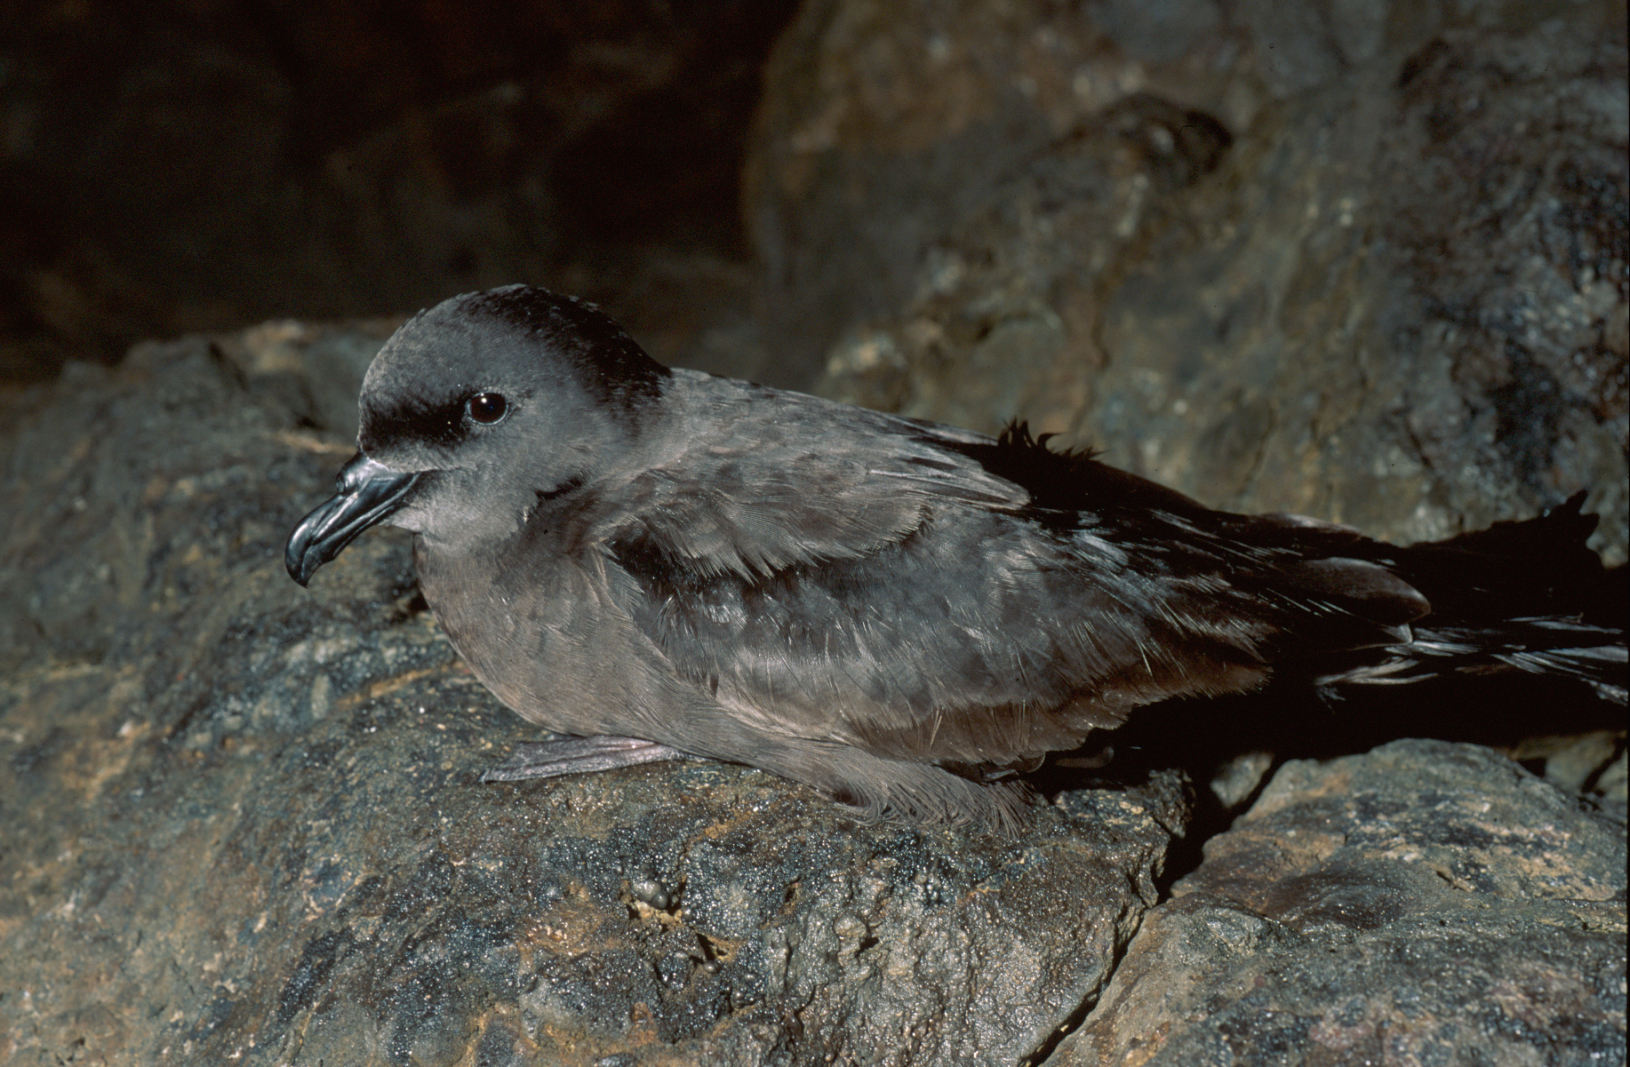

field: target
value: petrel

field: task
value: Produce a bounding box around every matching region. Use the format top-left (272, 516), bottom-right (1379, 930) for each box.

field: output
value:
top-left (286, 284), bottom-right (1625, 828)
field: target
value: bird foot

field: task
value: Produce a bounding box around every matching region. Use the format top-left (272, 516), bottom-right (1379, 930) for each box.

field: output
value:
top-left (479, 735), bottom-right (697, 782)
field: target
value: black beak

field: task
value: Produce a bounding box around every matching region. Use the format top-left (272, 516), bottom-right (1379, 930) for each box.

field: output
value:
top-left (285, 452), bottom-right (423, 586)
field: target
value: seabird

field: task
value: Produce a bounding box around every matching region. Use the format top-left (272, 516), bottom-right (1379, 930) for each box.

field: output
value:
top-left (286, 284), bottom-right (1626, 828)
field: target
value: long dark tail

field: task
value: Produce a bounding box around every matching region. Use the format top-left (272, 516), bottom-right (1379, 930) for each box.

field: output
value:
top-left (1317, 493), bottom-right (1627, 704)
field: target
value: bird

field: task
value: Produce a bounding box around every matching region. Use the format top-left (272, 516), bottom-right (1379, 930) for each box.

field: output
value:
top-left (285, 284), bottom-right (1626, 829)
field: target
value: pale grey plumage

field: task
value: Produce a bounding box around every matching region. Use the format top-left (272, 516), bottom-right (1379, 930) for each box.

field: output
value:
top-left (286, 284), bottom-right (1625, 828)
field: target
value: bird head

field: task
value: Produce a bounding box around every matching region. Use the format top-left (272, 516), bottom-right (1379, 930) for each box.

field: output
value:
top-left (285, 284), bottom-right (671, 585)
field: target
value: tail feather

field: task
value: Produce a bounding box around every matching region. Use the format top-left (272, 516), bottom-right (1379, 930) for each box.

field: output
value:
top-left (1316, 618), bottom-right (1628, 704)
top-left (1306, 494), bottom-right (1625, 705)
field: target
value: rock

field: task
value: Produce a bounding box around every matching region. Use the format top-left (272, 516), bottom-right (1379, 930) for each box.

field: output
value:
top-left (3, 324), bottom-right (1617, 1067)
top-left (0, 327), bottom-right (1185, 1065)
top-left (1057, 739), bottom-right (1628, 1067)
top-left (754, 0), bottom-right (1628, 556)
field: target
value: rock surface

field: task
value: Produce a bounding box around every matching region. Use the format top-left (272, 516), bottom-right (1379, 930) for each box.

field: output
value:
top-left (1060, 740), bottom-right (1627, 1067)
top-left (1, 1), bottom-right (801, 379)
top-left (0, 329), bottom-right (1188, 1066)
top-left (0, 296), bottom-right (1621, 1067)
top-left (757, 0), bottom-right (1628, 556)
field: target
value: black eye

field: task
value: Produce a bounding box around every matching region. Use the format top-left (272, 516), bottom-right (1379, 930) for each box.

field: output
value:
top-left (465, 392), bottom-right (508, 424)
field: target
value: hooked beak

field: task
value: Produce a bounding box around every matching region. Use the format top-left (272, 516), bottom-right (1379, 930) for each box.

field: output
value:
top-left (285, 452), bottom-right (423, 586)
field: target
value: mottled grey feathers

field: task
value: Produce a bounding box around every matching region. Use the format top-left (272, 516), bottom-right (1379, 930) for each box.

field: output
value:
top-left (286, 284), bottom-right (1626, 828)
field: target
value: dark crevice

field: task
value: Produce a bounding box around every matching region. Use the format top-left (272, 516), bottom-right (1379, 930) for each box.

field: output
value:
top-left (1023, 913), bottom-right (1147, 1067)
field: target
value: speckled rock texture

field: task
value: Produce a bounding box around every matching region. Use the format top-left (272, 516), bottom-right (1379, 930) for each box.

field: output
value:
top-left (1, 314), bottom-right (1622, 1067)
top-left (0, 328), bottom-right (1188, 1065)
top-left (1058, 740), bottom-right (1627, 1067)
top-left (758, 0), bottom-right (1628, 558)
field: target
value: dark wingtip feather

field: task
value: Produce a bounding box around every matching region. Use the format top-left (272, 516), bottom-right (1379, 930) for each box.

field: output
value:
top-left (997, 419), bottom-right (1101, 462)
top-left (934, 420), bottom-right (1209, 520)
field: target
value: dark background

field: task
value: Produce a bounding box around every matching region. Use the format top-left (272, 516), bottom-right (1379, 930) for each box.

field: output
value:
top-left (1, 0), bottom-right (802, 382)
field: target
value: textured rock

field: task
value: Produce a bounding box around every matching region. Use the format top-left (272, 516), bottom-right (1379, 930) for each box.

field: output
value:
top-left (3, 325), bottom-right (1622, 1067)
top-left (4, 321), bottom-right (1618, 1067)
top-left (764, 0), bottom-right (1628, 557)
top-left (1058, 740), bottom-right (1628, 1067)
top-left (0, 328), bottom-right (1184, 1065)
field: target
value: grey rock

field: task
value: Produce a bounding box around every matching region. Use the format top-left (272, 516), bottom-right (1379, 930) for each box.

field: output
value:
top-left (1057, 739), bottom-right (1628, 1066)
top-left (762, 0), bottom-right (1628, 558)
top-left (0, 325), bottom-right (1184, 1066)
top-left (5, 321), bottom-right (1618, 1067)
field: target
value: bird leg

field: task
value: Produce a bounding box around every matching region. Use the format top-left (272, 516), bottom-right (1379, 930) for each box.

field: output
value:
top-left (478, 735), bottom-right (701, 782)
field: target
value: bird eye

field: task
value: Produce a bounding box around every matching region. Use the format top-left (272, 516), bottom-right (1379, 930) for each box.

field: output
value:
top-left (466, 392), bottom-right (508, 424)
